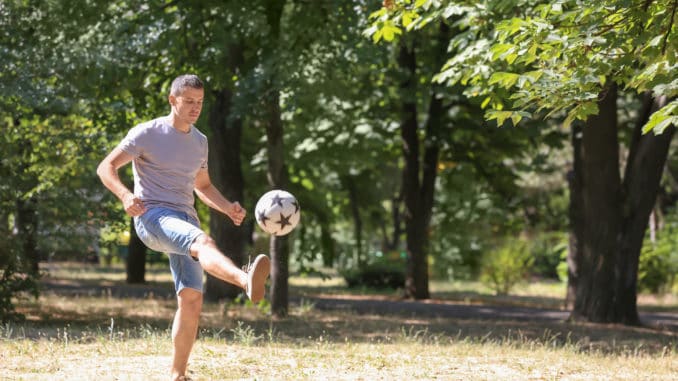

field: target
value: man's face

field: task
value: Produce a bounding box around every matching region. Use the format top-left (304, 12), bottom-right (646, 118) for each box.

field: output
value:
top-left (170, 87), bottom-right (204, 125)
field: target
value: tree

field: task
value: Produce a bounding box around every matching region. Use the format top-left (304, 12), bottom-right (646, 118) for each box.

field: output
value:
top-left (395, 24), bottom-right (450, 299)
top-left (370, 0), bottom-right (677, 323)
top-left (0, 0), bottom-right (132, 319)
top-left (367, 1), bottom-right (558, 298)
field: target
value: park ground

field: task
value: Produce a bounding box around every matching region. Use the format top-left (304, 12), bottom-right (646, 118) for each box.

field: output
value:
top-left (1, 262), bottom-right (677, 380)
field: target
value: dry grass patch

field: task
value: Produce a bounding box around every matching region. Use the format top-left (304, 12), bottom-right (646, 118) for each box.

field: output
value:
top-left (2, 263), bottom-right (674, 380)
top-left (2, 326), bottom-right (677, 381)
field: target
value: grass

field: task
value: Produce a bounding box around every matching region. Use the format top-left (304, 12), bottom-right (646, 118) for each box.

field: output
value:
top-left (2, 262), bottom-right (677, 380)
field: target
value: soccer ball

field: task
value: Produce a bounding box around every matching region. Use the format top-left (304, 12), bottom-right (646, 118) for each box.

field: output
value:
top-left (254, 190), bottom-right (301, 236)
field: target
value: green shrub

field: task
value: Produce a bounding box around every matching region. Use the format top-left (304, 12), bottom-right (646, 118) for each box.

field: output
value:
top-left (556, 247), bottom-right (569, 283)
top-left (639, 231), bottom-right (678, 293)
top-left (0, 239), bottom-right (39, 323)
top-left (480, 238), bottom-right (534, 295)
top-left (530, 232), bottom-right (568, 280)
top-left (341, 257), bottom-right (405, 290)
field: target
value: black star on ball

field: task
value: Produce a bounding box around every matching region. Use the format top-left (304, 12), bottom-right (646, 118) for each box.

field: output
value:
top-left (276, 212), bottom-right (292, 230)
top-left (258, 211), bottom-right (270, 226)
top-left (291, 200), bottom-right (300, 213)
top-left (270, 193), bottom-right (284, 208)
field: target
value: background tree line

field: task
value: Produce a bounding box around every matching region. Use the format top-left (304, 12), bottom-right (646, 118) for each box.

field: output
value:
top-left (1, 0), bottom-right (675, 322)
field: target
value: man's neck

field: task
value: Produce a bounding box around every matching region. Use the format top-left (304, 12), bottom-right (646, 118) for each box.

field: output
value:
top-left (167, 113), bottom-right (191, 133)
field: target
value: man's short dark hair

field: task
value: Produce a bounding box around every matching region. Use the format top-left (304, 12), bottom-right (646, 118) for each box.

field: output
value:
top-left (170, 74), bottom-right (203, 96)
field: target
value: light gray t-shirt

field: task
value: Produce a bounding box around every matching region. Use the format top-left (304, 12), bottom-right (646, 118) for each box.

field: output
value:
top-left (118, 117), bottom-right (208, 220)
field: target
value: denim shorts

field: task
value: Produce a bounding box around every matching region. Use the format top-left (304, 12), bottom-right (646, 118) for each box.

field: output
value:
top-left (134, 207), bottom-right (205, 294)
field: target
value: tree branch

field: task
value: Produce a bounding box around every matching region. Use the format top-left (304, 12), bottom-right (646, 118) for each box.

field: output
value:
top-left (662, 0), bottom-right (677, 55)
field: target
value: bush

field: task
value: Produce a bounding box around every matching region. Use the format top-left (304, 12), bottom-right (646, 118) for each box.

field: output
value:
top-left (556, 247), bottom-right (569, 283)
top-left (341, 257), bottom-right (405, 290)
top-left (639, 231), bottom-right (678, 293)
top-left (0, 240), bottom-right (39, 323)
top-left (480, 238), bottom-right (534, 295)
top-left (530, 232), bottom-right (568, 279)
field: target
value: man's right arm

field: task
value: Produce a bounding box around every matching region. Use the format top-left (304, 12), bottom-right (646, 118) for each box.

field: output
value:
top-left (96, 147), bottom-right (146, 217)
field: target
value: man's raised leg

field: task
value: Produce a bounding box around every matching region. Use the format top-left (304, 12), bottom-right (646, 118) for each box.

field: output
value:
top-left (189, 234), bottom-right (270, 302)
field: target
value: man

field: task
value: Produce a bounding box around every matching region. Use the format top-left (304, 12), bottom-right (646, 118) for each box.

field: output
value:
top-left (97, 74), bottom-right (270, 381)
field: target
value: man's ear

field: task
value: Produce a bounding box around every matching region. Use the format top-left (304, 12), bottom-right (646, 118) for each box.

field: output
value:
top-left (168, 94), bottom-right (176, 106)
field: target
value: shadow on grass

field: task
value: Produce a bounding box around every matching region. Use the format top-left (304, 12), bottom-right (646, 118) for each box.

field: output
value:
top-left (11, 290), bottom-right (677, 357)
top-left (9, 263), bottom-right (675, 357)
top-left (221, 301), bottom-right (678, 355)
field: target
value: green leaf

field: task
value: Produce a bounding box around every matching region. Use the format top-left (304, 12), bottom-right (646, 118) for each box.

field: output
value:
top-left (562, 111), bottom-right (577, 129)
top-left (481, 96), bottom-right (491, 109)
top-left (402, 11), bottom-right (418, 28)
top-left (643, 100), bottom-right (678, 135)
top-left (415, 0), bottom-right (429, 9)
top-left (485, 110), bottom-right (514, 126)
top-left (372, 29), bottom-right (383, 43)
top-left (382, 24), bottom-right (402, 42)
top-left (510, 113), bottom-right (523, 126)
top-left (488, 72), bottom-right (520, 88)
top-left (647, 117), bottom-right (676, 135)
top-left (368, 8), bottom-right (387, 20)
top-left (647, 35), bottom-right (662, 47)
top-left (363, 25), bottom-right (378, 39)
top-left (490, 43), bottom-right (514, 60)
top-left (443, 4), bottom-right (469, 18)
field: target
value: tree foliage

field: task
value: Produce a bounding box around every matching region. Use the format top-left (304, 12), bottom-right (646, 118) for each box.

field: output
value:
top-left (2, 0), bottom-right (650, 322)
top-left (369, 0), bottom-right (677, 324)
top-left (369, 0), bottom-right (677, 130)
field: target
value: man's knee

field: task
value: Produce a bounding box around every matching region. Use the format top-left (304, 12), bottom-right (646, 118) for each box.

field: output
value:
top-left (189, 234), bottom-right (216, 258)
top-left (177, 288), bottom-right (203, 311)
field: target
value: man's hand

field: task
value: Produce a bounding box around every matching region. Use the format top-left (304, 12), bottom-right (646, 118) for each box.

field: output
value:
top-left (122, 192), bottom-right (146, 217)
top-left (227, 201), bottom-right (246, 226)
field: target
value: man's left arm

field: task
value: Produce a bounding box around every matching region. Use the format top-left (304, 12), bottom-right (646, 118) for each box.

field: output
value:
top-left (194, 168), bottom-right (246, 226)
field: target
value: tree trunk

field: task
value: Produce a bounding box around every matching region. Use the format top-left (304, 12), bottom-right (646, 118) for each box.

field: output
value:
top-left (387, 193), bottom-right (402, 252)
top-left (320, 223), bottom-right (335, 267)
top-left (566, 124), bottom-right (583, 309)
top-left (569, 85), bottom-right (675, 325)
top-left (204, 78), bottom-right (248, 301)
top-left (572, 83), bottom-right (622, 322)
top-left (269, 233), bottom-right (289, 315)
top-left (126, 217), bottom-right (147, 283)
top-left (265, 87), bottom-right (290, 317)
top-left (616, 94), bottom-right (673, 324)
top-left (398, 39), bottom-right (427, 299)
top-left (14, 126), bottom-right (40, 275)
top-left (0, 210), bottom-right (7, 246)
top-left (416, 23), bottom-right (447, 297)
top-left (343, 175), bottom-right (363, 266)
top-left (263, 0), bottom-right (289, 318)
top-left (399, 23), bottom-right (448, 299)
top-left (15, 196), bottom-right (39, 274)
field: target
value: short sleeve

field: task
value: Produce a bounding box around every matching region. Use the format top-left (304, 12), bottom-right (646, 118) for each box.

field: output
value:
top-left (117, 125), bottom-right (145, 158)
top-left (200, 139), bottom-right (208, 169)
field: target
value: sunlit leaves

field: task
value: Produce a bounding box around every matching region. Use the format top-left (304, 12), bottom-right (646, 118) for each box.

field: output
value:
top-left (488, 72), bottom-right (520, 88)
top-left (485, 110), bottom-right (531, 127)
top-left (368, 0), bottom-right (678, 133)
top-left (371, 20), bottom-right (403, 42)
top-left (643, 100), bottom-right (678, 135)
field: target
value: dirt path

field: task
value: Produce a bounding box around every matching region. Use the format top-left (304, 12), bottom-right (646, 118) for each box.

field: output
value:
top-left (306, 295), bottom-right (678, 332)
top-left (41, 278), bottom-right (678, 332)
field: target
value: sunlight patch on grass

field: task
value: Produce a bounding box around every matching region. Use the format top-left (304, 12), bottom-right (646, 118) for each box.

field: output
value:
top-left (2, 331), bottom-right (676, 381)
top-left (4, 287), bottom-right (678, 380)
top-left (40, 262), bottom-right (174, 284)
